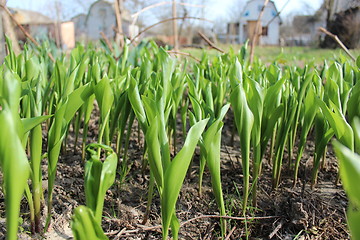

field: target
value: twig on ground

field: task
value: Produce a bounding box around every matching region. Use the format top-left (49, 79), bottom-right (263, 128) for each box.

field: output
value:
top-left (114, 214), bottom-right (279, 237)
top-left (106, 225), bottom-right (161, 236)
top-left (318, 27), bottom-right (356, 62)
top-left (179, 214), bottom-right (280, 227)
top-left (198, 31), bottom-right (225, 53)
top-left (106, 227), bottom-right (127, 239)
top-left (269, 220), bottom-right (283, 239)
top-left (225, 226), bottom-right (237, 240)
top-left (0, 4), bottom-right (55, 62)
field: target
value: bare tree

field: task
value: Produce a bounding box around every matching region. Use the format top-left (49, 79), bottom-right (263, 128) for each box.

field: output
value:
top-left (225, 0), bottom-right (247, 22)
top-left (41, 0), bottom-right (96, 20)
top-left (114, 0), bottom-right (125, 47)
top-left (172, 0), bottom-right (179, 49)
top-left (129, 0), bottom-right (207, 45)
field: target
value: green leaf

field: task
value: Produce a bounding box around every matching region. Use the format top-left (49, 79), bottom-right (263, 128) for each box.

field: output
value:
top-left (347, 203), bottom-right (360, 240)
top-left (21, 115), bottom-right (53, 135)
top-left (71, 206), bottom-right (108, 240)
top-left (47, 82), bottom-right (94, 226)
top-left (334, 141), bottom-right (360, 240)
top-left (316, 98), bottom-right (354, 150)
top-left (2, 70), bottom-right (21, 120)
top-left (348, 80), bottom-right (360, 124)
top-left (128, 76), bottom-right (147, 132)
top-left (353, 118), bottom-right (360, 154)
top-left (311, 113), bottom-right (334, 186)
top-left (162, 118), bottom-right (208, 239)
top-left (203, 119), bottom-right (226, 234)
top-left (294, 87), bottom-right (318, 183)
top-left (85, 144), bottom-right (117, 224)
top-left (94, 77), bottom-right (114, 121)
top-left (230, 74), bottom-right (254, 214)
top-left (334, 142), bottom-right (360, 205)
top-left (64, 83), bottom-right (94, 123)
top-left (0, 104), bottom-right (30, 240)
top-left (145, 117), bottom-right (164, 189)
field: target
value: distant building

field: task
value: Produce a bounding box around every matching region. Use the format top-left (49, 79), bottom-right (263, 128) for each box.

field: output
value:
top-left (71, 0), bottom-right (138, 42)
top-left (10, 8), bottom-right (56, 42)
top-left (238, 0), bottom-right (281, 45)
top-left (86, 0), bottom-right (118, 40)
top-left (226, 22), bottom-right (240, 43)
top-left (285, 11), bottom-right (326, 46)
top-left (9, 8), bottom-right (75, 49)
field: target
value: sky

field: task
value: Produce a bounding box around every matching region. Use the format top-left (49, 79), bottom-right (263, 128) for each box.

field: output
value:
top-left (6, 0), bottom-right (324, 21)
top-left (209, 0), bottom-right (323, 18)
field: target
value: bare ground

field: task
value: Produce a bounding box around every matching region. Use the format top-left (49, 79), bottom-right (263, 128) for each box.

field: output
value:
top-left (0, 114), bottom-right (350, 240)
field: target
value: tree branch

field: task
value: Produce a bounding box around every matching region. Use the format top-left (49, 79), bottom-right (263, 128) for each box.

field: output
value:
top-left (249, 0), bottom-right (269, 64)
top-left (129, 17), bottom-right (212, 44)
top-left (130, 1), bottom-right (206, 27)
top-left (114, 0), bottom-right (125, 48)
top-left (318, 27), bottom-right (356, 62)
top-left (265, 0), bottom-right (290, 27)
top-left (167, 50), bottom-right (200, 62)
top-left (0, 4), bottom-right (55, 62)
top-left (198, 31), bottom-right (225, 53)
top-left (100, 31), bottom-right (114, 53)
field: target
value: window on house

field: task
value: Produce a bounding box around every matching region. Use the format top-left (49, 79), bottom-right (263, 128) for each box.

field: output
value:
top-left (258, 5), bottom-right (263, 11)
top-left (261, 26), bottom-right (268, 36)
top-left (235, 23), bottom-right (240, 33)
top-left (244, 10), bottom-right (250, 16)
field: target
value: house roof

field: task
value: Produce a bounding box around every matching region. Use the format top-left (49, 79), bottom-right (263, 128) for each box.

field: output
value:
top-left (71, 13), bottom-right (87, 21)
top-left (240, 0), bottom-right (282, 24)
top-left (86, 0), bottom-right (132, 22)
top-left (9, 8), bottom-right (54, 25)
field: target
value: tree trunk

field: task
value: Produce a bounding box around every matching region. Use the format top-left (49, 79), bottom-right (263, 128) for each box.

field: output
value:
top-left (0, 3), bottom-right (5, 62)
top-left (1, 0), bottom-right (20, 54)
top-left (114, 0), bottom-right (124, 48)
top-left (172, 0), bottom-right (179, 50)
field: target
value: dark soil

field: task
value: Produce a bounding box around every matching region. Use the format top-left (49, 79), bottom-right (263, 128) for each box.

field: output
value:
top-left (0, 113), bottom-right (350, 240)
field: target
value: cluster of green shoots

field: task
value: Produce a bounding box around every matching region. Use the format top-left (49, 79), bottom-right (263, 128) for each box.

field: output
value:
top-left (0, 36), bottom-right (359, 239)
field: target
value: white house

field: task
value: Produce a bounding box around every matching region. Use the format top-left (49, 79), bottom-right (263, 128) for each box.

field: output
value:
top-left (86, 1), bottom-right (120, 40)
top-left (71, 0), bottom-right (138, 41)
top-left (238, 0), bottom-right (281, 45)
